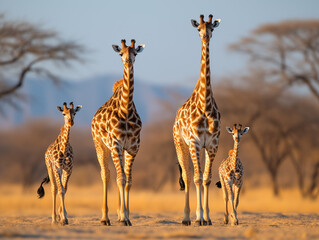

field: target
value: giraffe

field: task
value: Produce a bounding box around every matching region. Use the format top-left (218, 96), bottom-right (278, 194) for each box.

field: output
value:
top-left (91, 39), bottom-right (145, 226)
top-left (173, 14), bottom-right (221, 226)
top-left (216, 124), bottom-right (249, 225)
top-left (37, 102), bottom-right (82, 225)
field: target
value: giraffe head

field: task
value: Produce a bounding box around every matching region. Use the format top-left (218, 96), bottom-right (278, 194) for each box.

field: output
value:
top-left (191, 14), bottom-right (221, 42)
top-left (226, 124), bottom-right (249, 143)
top-left (57, 102), bottom-right (82, 127)
top-left (112, 39), bottom-right (145, 66)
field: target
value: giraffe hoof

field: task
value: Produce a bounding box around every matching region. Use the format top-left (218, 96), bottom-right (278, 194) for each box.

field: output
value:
top-left (204, 220), bottom-right (212, 226)
top-left (194, 220), bottom-right (203, 226)
top-left (61, 219), bottom-right (68, 226)
top-left (101, 220), bottom-right (111, 226)
top-left (182, 220), bottom-right (191, 226)
top-left (231, 220), bottom-right (239, 226)
top-left (120, 220), bottom-right (131, 226)
top-left (224, 219), bottom-right (229, 225)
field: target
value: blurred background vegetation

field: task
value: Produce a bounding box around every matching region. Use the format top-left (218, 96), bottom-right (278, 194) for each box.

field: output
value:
top-left (0, 14), bottom-right (318, 200)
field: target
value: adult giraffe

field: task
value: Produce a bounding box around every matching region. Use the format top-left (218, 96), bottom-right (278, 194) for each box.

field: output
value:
top-left (173, 14), bottom-right (221, 226)
top-left (91, 39), bottom-right (144, 226)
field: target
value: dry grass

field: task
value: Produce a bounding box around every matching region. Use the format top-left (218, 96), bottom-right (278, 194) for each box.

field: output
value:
top-left (0, 184), bottom-right (319, 240)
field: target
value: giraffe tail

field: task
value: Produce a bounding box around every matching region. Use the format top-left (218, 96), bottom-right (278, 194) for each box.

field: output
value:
top-left (37, 176), bottom-right (50, 199)
top-left (215, 181), bottom-right (222, 188)
top-left (178, 163), bottom-right (185, 191)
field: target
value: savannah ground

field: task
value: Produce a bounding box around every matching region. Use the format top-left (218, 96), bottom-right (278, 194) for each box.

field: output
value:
top-left (1, 185), bottom-right (319, 239)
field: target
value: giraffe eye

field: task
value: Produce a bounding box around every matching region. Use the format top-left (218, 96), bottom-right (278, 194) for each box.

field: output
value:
top-left (197, 29), bottom-right (200, 32)
top-left (120, 53), bottom-right (123, 56)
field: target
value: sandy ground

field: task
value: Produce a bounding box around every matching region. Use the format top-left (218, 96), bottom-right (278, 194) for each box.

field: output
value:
top-left (1, 185), bottom-right (319, 239)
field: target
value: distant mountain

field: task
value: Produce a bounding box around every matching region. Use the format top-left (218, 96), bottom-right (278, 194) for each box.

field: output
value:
top-left (0, 75), bottom-right (191, 128)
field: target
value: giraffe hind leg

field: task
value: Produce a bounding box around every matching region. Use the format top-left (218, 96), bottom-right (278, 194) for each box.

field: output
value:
top-left (173, 130), bottom-right (191, 226)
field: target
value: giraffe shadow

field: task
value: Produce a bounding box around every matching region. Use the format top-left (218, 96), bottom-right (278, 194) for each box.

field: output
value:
top-left (156, 220), bottom-right (180, 225)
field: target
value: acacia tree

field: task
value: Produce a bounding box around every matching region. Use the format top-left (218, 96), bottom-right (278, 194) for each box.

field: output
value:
top-left (230, 19), bottom-right (319, 101)
top-left (218, 73), bottom-right (288, 196)
top-left (218, 72), bottom-right (319, 197)
top-left (0, 14), bottom-right (85, 110)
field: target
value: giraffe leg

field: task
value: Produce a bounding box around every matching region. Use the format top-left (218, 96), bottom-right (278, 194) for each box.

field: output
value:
top-left (203, 148), bottom-right (217, 225)
top-left (220, 176), bottom-right (229, 224)
top-left (189, 142), bottom-right (204, 226)
top-left (93, 137), bottom-right (111, 226)
top-left (54, 165), bottom-right (68, 225)
top-left (111, 145), bottom-right (130, 226)
top-left (228, 182), bottom-right (238, 225)
top-left (234, 183), bottom-right (242, 224)
top-left (46, 162), bottom-right (57, 225)
top-left (123, 150), bottom-right (137, 226)
top-left (173, 131), bottom-right (191, 226)
top-left (59, 167), bottom-right (72, 221)
top-left (117, 188), bottom-right (121, 221)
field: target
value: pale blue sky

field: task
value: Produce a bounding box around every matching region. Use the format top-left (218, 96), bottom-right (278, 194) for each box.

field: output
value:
top-left (1, 0), bottom-right (319, 86)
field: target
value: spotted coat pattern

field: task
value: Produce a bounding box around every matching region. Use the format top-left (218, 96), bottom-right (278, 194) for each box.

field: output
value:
top-left (173, 14), bottom-right (221, 226)
top-left (45, 102), bottom-right (81, 225)
top-left (91, 39), bottom-right (144, 226)
top-left (218, 124), bottom-right (249, 225)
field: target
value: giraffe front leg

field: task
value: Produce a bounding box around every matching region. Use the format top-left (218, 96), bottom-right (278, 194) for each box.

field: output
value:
top-left (58, 167), bottom-right (72, 223)
top-left (124, 150), bottom-right (137, 226)
top-left (111, 146), bottom-right (130, 226)
top-left (220, 177), bottom-right (229, 224)
top-left (54, 166), bottom-right (68, 225)
top-left (234, 184), bottom-right (242, 224)
top-left (46, 162), bottom-right (58, 225)
top-left (228, 182), bottom-right (238, 225)
top-left (190, 143), bottom-right (204, 226)
top-left (93, 138), bottom-right (111, 226)
top-left (173, 132), bottom-right (191, 226)
top-left (202, 149), bottom-right (217, 225)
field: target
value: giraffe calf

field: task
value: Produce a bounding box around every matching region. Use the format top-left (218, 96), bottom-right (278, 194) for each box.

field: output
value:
top-left (216, 124), bottom-right (249, 225)
top-left (37, 102), bottom-right (81, 225)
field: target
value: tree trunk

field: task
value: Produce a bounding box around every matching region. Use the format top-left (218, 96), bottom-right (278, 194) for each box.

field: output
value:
top-left (308, 161), bottom-right (319, 199)
top-left (270, 170), bottom-right (280, 197)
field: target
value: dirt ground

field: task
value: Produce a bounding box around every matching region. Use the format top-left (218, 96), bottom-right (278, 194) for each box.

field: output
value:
top-left (1, 185), bottom-right (319, 239)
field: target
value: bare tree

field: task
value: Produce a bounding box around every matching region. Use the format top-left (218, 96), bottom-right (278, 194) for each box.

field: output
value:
top-left (230, 19), bottom-right (319, 102)
top-left (0, 14), bottom-right (85, 109)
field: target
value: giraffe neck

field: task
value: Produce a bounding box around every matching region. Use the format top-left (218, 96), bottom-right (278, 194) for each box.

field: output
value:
top-left (57, 125), bottom-right (70, 156)
top-left (119, 63), bottom-right (134, 119)
top-left (196, 40), bottom-right (213, 112)
top-left (230, 141), bottom-right (239, 169)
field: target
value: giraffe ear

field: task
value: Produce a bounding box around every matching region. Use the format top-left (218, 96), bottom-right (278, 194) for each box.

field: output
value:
top-left (136, 44), bottom-right (145, 53)
top-left (112, 45), bottom-right (121, 53)
top-left (242, 127), bottom-right (250, 134)
top-left (191, 19), bottom-right (199, 28)
top-left (226, 127), bottom-right (233, 133)
top-left (75, 105), bottom-right (82, 113)
top-left (212, 19), bottom-right (221, 28)
top-left (57, 106), bottom-right (63, 112)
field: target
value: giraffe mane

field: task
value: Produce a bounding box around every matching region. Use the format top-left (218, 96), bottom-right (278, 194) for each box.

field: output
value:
top-left (228, 149), bottom-right (233, 156)
top-left (112, 79), bottom-right (124, 93)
